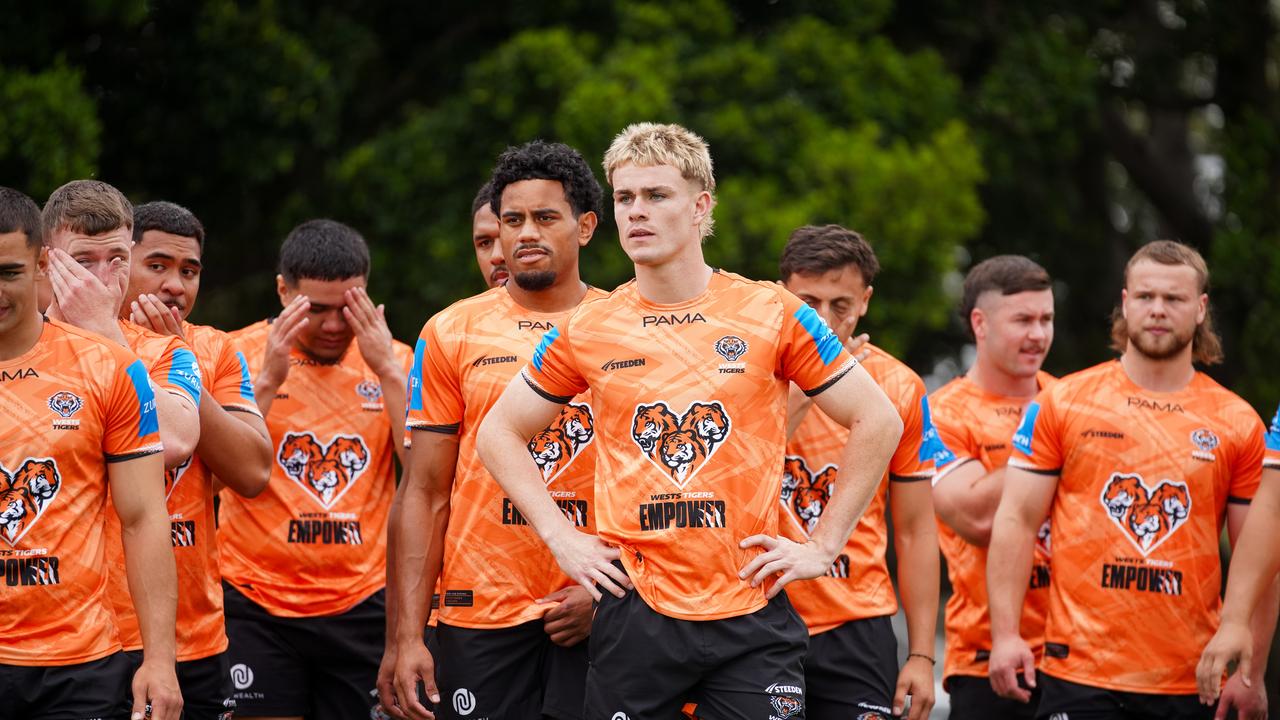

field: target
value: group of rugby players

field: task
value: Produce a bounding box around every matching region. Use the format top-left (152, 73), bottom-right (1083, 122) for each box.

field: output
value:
top-left (0, 122), bottom-right (1277, 720)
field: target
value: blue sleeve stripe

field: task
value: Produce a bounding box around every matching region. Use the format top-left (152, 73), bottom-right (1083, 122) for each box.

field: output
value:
top-left (167, 347), bottom-right (203, 407)
top-left (236, 351), bottom-right (256, 402)
top-left (1266, 406), bottom-right (1280, 452)
top-left (531, 327), bottom-right (560, 372)
top-left (407, 338), bottom-right (426, 413)
top-left (918, 396), bottom-right (957, 466)
top-left (793, 305), bottom-right (842, 366)
top-left (1012, 401), bottom-right (1041, 457)
top-left (126, 359), bottom-right (160, 438)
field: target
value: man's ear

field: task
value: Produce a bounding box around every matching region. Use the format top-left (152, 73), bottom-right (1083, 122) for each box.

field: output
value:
top-left (276, 274), bottom-right (293, 306)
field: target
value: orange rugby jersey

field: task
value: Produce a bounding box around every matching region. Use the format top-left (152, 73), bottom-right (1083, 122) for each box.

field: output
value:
top-left (779, 344), bottom-right (933, 634)
top-left (111, 322), bottom-right (260, 659)
top-left (927, 372), bottom-right (1055, 682)
top-left (522, 270), bottom-right (858, 621)
top-left (407, 286), bottom-right (604, 629)
top-left (0, 319), bottom-right (162, 666)
top-left (1009, 361), bottom-right (1264, 693)
top-left (218, 319), bottom-right (413, 617)
top-left (1266, 403), bottom-right (1279, 471)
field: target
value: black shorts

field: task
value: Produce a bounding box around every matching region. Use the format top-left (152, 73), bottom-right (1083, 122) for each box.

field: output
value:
top-left (433, 620), bottom-right (587, 720)
top-left (123, 650), bottom-right (235, 720)
top-left (1036, 673), bottom-right (1213, 720)
top-left (585, 585), bottom-right (808, 719)
top-left (0, 652), bottom-right (131, 720)
top-left (947, 674), bottom-right (1039, 720)
top-left (805, 616), bottom-right (899, 720)
top-left (223, 581), bottom-right (386, 720)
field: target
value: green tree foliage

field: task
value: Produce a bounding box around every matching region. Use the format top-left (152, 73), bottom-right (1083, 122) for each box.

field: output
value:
top-left (2, 0), bottom-right (1277, 415)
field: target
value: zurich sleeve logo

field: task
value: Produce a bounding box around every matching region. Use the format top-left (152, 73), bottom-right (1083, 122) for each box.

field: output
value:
top-left (1267, 404), bottom-right (1280, 452)
top-left (1012, 401), bottom-right (1041, 457)
top-left (125, 359), bottom-right (160, 437)
top-left (168, 347), bottom-right (203, 407)
top-left (793, 305), bottom-right (842, 365)
top-left (407, 338), bottom-right (426, 414)
top-left (918, 396), bottom-right (957, 467)
top-left (531, 327), bottom-right (560, 372)
top-left (235, 351), bottom-right (256, 402)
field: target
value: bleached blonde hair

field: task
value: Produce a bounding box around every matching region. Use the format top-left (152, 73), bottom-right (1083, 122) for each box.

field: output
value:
top-left (603, 122), bottom-right (717, 238)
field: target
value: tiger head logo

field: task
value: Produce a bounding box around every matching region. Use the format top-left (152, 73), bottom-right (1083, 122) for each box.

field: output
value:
top-left (529, 428), bottom-right (569, 483)
top-left (526, 402), bottom-right (594, 486)
top-left (47, 391), bottom-right (83, 419)
top-left (769, 695), bottom-right (802, 719)
top-left (781, 456), bottom-right (810, 506)
top-left (0, 458), bottom-right (62, 546)
top-left (355, 380), bottom-right (383, 404)
top-left (714, 335), bottom-right (748, 363)
top-left (277, 432), bottom-right (371, 508)
top-left (795, 465), bottom-right (836, 535)
top-left (631, 400), bottom-right (732, 489)
top-left (631, 403), bottom-right (680, 458)
top-left (1099, 472), bottom-right (1192, 555)
top-left (554, 403), bottom-right (595, 451)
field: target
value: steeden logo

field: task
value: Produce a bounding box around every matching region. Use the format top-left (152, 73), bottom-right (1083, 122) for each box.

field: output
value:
top-left (601, 358), bottom-right (646, 372)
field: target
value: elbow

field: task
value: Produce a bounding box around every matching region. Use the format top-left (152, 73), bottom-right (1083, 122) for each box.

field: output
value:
top-left (964, 517), bottom-right (993, 548)
top-left (228, 441), bottom-right (273, 498)
top-left (161, 435), bottom-right (198, 471)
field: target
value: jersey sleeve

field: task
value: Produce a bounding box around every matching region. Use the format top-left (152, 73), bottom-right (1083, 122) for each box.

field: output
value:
top-left (927, 393), bottom-right (974, 485)
top-left (1264, 403), bottom-right (1280, 471)
top-left (151, 336), bottom-right (203, 408)
top-left (406, 316), bottom-right (465, 434)
top-left (889, 378), bottom-right (933, 482)
top-left (520, 324), bottom-right (587, 405)
top-left (775, 290), bottom-right (857, 396)
top-left (103, 353), bottom-right (165, 462)
top-left (1227, 411), bottom-right (1266, 503)
top-left (1009, 388), bottom-right (1063, 475)
top-left (209, 335), bottom-right (260, 415)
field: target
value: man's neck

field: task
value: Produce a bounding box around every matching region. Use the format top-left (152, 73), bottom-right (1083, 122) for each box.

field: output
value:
top-left (634, 252), bottom-right (713, 305)
top-left (0, 312), bottom-right (44, 362)
top-left (506, 274), bottom-right (589, 314)
top-left (1120, 346), bottom-right (1195, 393)
top-left (967, 356), bottom-right (1041, 399)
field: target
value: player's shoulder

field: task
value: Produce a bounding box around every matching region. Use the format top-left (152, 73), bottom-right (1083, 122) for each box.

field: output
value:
top-left (119, 319), bottom-right (189, 359)
top-left (43, 318), bottom-right (135, 370)
top-left (1041, 360), bottom-right (1117, 402)
top-left (713, 269), bottom-right (793, 306)
top-left (228, 318), bottom-right (270, 346)
top-left (1192, 372), bottom-right (1263, 428)
top-left (180, 321), bottom-right (235, 358)
top-left (863, 344), bottom-right (925, 396)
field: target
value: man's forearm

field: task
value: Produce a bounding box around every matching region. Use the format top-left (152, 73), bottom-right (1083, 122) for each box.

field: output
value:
top-left (987, 514), bottom-right (1036, 640)
top-left (479, 423), bottom-right (576, 547)
top-left (1245, 576), bottom-right (1280, 683)
top-left (122, 509), bottom-right (179, 662)
top-left (895, 514), bottom-right (940, 655)
top-left (196, 389), bottom-right (270, 497)
top-left (810, 418), bottom-right (900, 558)
top-left (390, 466), bottom-right (450, 643)
top-left (377, 366), bottom-right (408, 464)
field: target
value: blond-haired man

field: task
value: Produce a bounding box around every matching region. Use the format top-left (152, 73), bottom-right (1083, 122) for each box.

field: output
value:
top-left (475, 123), bottom-right (902, 717)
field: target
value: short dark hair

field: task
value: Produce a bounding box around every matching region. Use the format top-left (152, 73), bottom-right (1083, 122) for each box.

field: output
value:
top-left (489, 141), bottom-right (602, 219)
top-left (133, 201), bottom-right (206, 248)
top-left (42, 179), bottom-right (133, 239)
top-left (0, 187), bottom-right (44, 248)
top-left (472, 181), bottom-right (494, 216)
top-left (959, 255), bottom-right (1052, 339)
top-left (278, 219), bottom-right (370, 286)
top-left (779, 224), bottom-right (880, 285)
